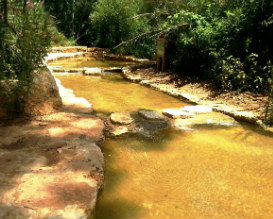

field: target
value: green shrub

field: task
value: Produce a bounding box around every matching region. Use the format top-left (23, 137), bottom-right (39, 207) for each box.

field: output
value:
top-left (90, 0), bottom-right (146, 49)
top-left (0, 0), bottom-right (52, 116)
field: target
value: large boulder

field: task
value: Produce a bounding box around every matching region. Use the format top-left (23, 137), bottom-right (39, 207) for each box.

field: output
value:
top-left (0, 69), bottom-right (62, 119)
top-left (23, 69), bottom-right (62, 116)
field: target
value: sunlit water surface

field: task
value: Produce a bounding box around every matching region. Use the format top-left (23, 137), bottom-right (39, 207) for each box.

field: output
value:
top-left (54, 64), bottom-right (273, 219)
top-left (48, 56), bottom-right (135, 68)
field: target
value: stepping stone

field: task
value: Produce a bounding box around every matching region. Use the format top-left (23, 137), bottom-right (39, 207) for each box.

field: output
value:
top-left (110, 111), bottom-right (134, 125)
top-left (181, 105), bottom-right (212, 114)
top-left (83, 67), bottom-right (101, 76)
top-left (173, 112), bottom-right (238, 129)
top-left (162, 109), bottom-right (194, 119)
top-left (138, 110), bottom-right (165, 121)
top-left (110, 126), bottom-right (130, 137)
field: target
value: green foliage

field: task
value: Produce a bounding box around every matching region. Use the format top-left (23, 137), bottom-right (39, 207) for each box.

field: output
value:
top-left (0, 0), bottom-right (51, 81)
top-left (151, 0), bottom-right (273, 93)
top-left (44, 0), bottom-right (97, 46)
top-left (91, 0), bottom-right (142, 47)
top-left (0, 0), bottom-right (52, 116)
top-left (48, 23), bottom-right (76, 46)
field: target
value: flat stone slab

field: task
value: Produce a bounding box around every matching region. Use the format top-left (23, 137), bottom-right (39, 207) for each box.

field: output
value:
top-left (110, 126), bottom-right (130, 137)
top-left (173, 112), bottom-right (238, 130)
top-left (138, 110), bottom-right (165, 121)
top-left (51, 68), bottom-right (83, 73)
top-left (162, 109), bottom-right (194, 119)
top-left (83, 67), bottom-right (101, 76)
top-left (110, 111), bottom-right (134, 125)
top-left (0, 141), bottom-right (103, 219)
top-left (0, 108), bottom-right (105, 219)
top-left (181, 105), bottom-right (212, 114)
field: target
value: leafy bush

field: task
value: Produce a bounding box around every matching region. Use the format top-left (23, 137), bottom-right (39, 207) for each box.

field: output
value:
top-left (152, 0), bottom-right (273, 92)
top-left (44, 0), bottom-right (97, 46)
top-left (91, 0), bottom-right (144, 48)
top-left (0, 0), bottom-right (52, 116)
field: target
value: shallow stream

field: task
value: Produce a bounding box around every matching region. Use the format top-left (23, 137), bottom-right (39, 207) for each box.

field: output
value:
top-left (53, 58), bottom-right (273, 219)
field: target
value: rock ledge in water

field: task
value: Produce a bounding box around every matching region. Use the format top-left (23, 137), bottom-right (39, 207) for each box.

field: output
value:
top-left (181, 105), bottom-right (212, 114)
top-left (162, 109), bottom-right (194, 119)
top-left (138, 110), bottom-right (165, 121)
top-left (83, 67), bottom-right (101, 76)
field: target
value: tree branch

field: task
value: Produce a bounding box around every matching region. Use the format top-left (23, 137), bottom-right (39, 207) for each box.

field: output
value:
top-left (114, 30), bottom-right (159, 49)
top-left (2, 0), bottom-right (17, 35)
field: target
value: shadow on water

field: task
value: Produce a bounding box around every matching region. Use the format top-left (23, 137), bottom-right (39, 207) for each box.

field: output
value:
top-left (191, 124), bottom-right (237, 130)
top-left (95, 197), bottom-right (142, 219)
top-left (101, 72), bottom-right (126, 82)
top-left (94, 137), bottom-right (143, 219)
top-left (239, 120), bottom-right (273, 138)
top-left (110, 128), bottom-right (181, 152)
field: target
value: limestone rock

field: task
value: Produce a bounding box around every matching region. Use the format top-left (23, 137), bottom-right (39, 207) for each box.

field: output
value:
top-left (110, 126), bottom-right (130, 137)
top-left (83, 67), bottom-right (101, 76)
top-left (162, 109), bottom-right (194, 119)
top-left (51, 46), bottom-right (87, 53)
top-left (138, 110), bottom-right (165, 121)
top-left (0, 108), bottom-right (105, 219)
top-left (23, 68), bottom-right (62, 117)
top-left (110, 111), bottom-right (134, 125)
top-left (173, 112), bottom-right (238, 130)
top-left (56, 81), bottom-right (93, 114)
top-left (51, 67), bottom-right (83, 74)
top-left (0, 141), bottom-right (103, 219)
top-left (181, 105), bottom-right (212, 114)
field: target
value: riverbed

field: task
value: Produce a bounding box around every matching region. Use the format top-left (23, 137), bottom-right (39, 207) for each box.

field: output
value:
top-left (53, 59), bottom-right (273, 219)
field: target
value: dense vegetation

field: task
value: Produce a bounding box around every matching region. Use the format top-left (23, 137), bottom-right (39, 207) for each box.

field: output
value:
top-left (0, 0), bottom-right (53, 115)
top-left (1, 0), bottom-right (273, 122)
top-left (43, 0), bottom-right (273, 91)
top-left (43, 0), bottom-right (273, 123)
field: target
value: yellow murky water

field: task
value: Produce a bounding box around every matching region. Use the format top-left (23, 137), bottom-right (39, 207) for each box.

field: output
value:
top-left (48, 56), bottom-right (135, 68)
top-left (54, 65), bottom-right (273, 219)
top-left (55, 73), bottom-right (185, 113)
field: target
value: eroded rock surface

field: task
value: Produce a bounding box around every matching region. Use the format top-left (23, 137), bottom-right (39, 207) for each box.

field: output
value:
top-left (0, 69), bottom-right (62, 119)
top-left (0, 74), bottom-right (105, 219)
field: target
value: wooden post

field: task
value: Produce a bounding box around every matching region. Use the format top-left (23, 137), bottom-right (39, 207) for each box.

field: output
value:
top-left (156, 36), bottom-right (166, 72)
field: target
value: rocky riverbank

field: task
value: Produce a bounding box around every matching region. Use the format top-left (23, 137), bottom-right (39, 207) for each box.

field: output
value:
top-left (0, 52), bottom-right (105, 219)
top-left (122, 65), bottom-right (273, 133)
